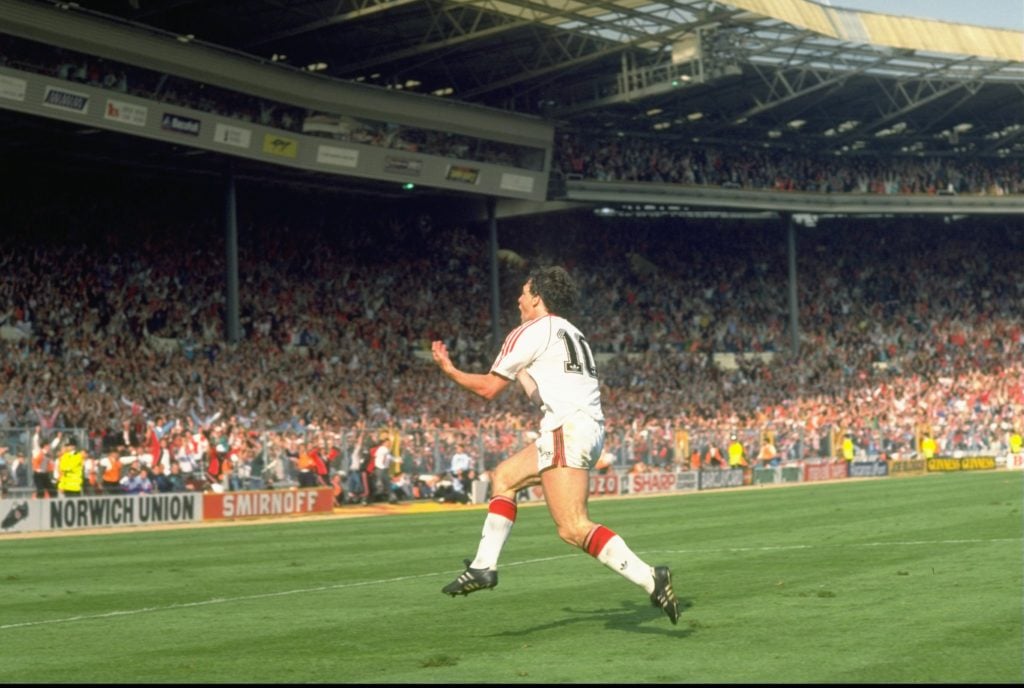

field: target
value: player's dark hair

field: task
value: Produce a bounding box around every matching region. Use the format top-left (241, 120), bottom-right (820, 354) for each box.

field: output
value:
top-left (528, 265), bottom-right (578, 318)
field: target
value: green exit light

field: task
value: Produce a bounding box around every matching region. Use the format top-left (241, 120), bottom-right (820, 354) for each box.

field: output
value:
top-left (402, 182), bottom-right (416, 190)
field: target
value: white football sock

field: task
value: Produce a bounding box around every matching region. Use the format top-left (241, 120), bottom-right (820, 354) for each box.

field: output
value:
top-left (585, 525), bottom-right (655, 593)
top-left (470, 496), bottom-right (517, 570)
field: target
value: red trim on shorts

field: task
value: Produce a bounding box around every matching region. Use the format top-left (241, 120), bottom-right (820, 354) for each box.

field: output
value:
top-left (553, 426), bottom-right (566, 467)
top-left (488, 495), bottom-right (518, 522)
top-left (583, 524), bottom-right (616, 558)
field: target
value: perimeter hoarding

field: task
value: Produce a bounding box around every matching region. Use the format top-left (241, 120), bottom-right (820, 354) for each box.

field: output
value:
top-left (0, 487), bottom-right (334, 535)
top-left (203, 487), bottom-right (334, 519)
top-left (927, 456), bottom-right (998, 472)
top-left (0, 493), bottom-right (201, 534)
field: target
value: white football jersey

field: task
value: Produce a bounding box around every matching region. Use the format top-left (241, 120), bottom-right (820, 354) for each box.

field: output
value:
top-left (491, 314), bottom-right (603, 431)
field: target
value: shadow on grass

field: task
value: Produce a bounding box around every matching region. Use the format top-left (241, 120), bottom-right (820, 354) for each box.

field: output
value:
top-left (488, 597), bottom-right (696, 637)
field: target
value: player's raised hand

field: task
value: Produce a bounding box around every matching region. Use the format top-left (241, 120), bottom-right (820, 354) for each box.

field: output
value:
top-left (431, 340), bottom-right (453, 373)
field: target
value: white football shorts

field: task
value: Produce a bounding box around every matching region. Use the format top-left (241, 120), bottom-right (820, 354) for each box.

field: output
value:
top-left (534, 411), bottom-right (605, 472)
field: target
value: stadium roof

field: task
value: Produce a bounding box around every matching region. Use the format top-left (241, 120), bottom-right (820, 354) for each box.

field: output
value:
top-left (2, 0), bottom-right (1022, 196)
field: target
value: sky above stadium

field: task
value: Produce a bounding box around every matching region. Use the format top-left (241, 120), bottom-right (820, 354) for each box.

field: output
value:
top-left (829, 0), bottom-right (1024, 31)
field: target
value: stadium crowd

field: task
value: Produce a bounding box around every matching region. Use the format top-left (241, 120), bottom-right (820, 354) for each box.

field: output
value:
top-left (2, 31), bottom-right (1020, 192)
top-left (553, 133), bottom-right (1022, 196)
top-left (0, 168), bottom-right (1021, 504)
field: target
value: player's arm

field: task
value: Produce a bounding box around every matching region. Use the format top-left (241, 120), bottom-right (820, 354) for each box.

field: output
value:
top-left (431, 340), bottom-right (510, 400)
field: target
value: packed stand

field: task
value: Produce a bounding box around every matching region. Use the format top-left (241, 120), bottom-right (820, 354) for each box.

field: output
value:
top-left (0, 171), bottom-right (1021, 501)
top-left (553, 133), bottom-right (1023, 196)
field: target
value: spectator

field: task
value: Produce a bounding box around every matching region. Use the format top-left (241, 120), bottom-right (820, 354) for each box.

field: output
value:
top-left (757, 436), bottom-right (779, 467)
top-left (9, 452), bottom-right (29, 488)
top-left (31, 438), bottom-right (58, 499)
top-left (151, 462), bottom-right (174, 493)
top-left (921, 432), bottom-right (938, 459)
top-left (56, 437), bottom-right (86, 498)
top-left (167, 460), bottom-right (187, 493)
top-left (311, 436), bottom-right (336, 488)
top-left (371, 433), bottom-right (396, 503)
top-left (727, 436), bottom-right (747, 469)
top-left (345, 429), bottom-right (369, 504)
top-left (294, 443), bottom-right (320, 488)
top-left (449, 444), bottom-right (475, 495)
top-left (120, 461), bottom-right (153, 494)
top-left (841, 434), bottom-right (855, 463)
top-left (83, 450), bottom-right (101, 496)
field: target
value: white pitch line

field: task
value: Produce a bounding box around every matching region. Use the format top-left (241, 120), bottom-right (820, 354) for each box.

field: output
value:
top-left (0, 572), bottom-right (440, 631)
top-left (654, 536), bottom-right (1020, 554)
top-left (0, 553), bottom-right (579, 631)
top-left (0, 540), bottom-right (1016, 631)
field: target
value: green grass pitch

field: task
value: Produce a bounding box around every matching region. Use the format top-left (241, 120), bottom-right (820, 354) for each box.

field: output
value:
top-left (0, 471), bottom-right (1020, 684)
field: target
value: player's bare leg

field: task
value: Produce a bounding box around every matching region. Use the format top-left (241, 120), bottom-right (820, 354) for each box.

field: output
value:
top-left (542, 465), bottom-right (680, 624)
top-left (441, 445), bottom-right (540, 597)
top-left (443, 445), bottom-right (679, 622)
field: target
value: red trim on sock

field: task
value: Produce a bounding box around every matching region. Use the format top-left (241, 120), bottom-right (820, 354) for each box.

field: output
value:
top-left (583, 524), bottom-right (616, 558)
top-left (488, 495), bottom-right (517, 522)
